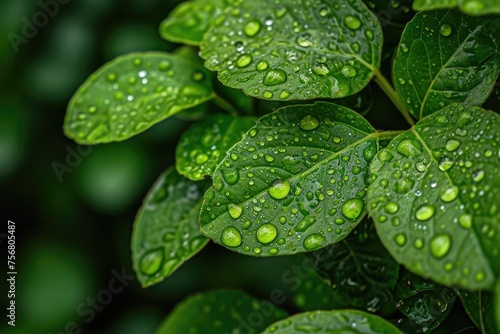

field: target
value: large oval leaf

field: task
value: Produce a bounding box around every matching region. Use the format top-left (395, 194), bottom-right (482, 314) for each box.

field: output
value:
top-left (176, 115), bottom-right (257, 181)
top-left (156, 290), bottom-right (288, 334)
top-left (65, 52), bottom-right (214, 144)
top-left (367, 104), bottom-right (500, 290)
top-left (131, 167), bottom-right (209, 288)
top-left (200, 0), bottom-right (382, 100)
top-left (413, 0), bottom-right (500, 15)
top-left (200, 102), bottom-right (378, 256)
top-left (261, 310), bottom-right (403, 334)
top-left (307, 217), bottom-right (399, 312)
top-left (457, 288), bottom-right (498, 333)
top-left (393, 10), bottom-right (500, 119)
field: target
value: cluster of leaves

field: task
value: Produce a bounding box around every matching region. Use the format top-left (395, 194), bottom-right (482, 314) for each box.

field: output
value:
top-left (64, 0), bottom-right (500, 332)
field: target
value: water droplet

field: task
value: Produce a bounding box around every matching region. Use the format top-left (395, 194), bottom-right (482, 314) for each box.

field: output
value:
top-left (440, 185), bottom-right (459, 202)
top-left (438, 157), bottom-right (454, 171)
top-left (395, 178), bottom-right (415, 194)
top-left (88, 105), bottom-right (97, 114)
top-left (344, 15), bottom-right (361, 30)
top-left (296, 33), bottom-right (313, 47)
top-left (263, 69), bottom-right (287, 86)
top-left (394, 233), bottom-right (406, 246)
top-left (397, 139), bottom-right (423, 157)
top-left (341, 198), bottom-right (364, 220)
top-left (430, 233), bottom-right (451, 259)
top-left (221, 168), bottom-right (240, 185)
top-left (268, 179), bottom-right (291, 199)
top-left (472, 169), bottom-right (484, 182)
top-left (459, 214), bottom-right (472, 229)
top-left (195, 153), bottom-right (208, 164)
top-left (279, 90), bottom-right (290, 99)
top-left (303, 233), bottom-right (325, 250)
top-left (228, 203), bottom-right (242, 219)
top-left (263, 90), bottom-right (273, 99)
top-left (299, 115), bottom-right (320, 131)
top-left (236, 54), bottom-right (252, 68)
top-left (341, 65), bottom-right (357, 78)
top-left (414, 238), bottom-right (424, 249)
top-left (243, 19), bottom-right (261, 37)
top-left (107, 73), bottom-right (117, 82)
top-left (256, 223), bottom-right (278, 244)
top-left (378, 150), bottom-right (393, 162)
top-left (312, 63), bottom-right (329, 76)
top-left (159, 61), bottom-right (171, 71)
top-left (416, 205), bottom-right (435, 221)
top-left (439, 23), bottom-right (452, 36)
top-left (221, 227), bottom-right (242, 247)
top-left (445, 139), bottom-right (461, 151)
top-left (384, 202), bottom-right (399, 214)
top-left (140, 248), bottom-right (164, 275)
top-left (256, 61), bottom-right (269, 71)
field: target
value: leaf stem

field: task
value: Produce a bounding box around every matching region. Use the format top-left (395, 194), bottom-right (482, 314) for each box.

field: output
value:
top-left (212, 94), bottom-right (239, 117)
top-left (373, 69), bottom-right (415, 127)
top-left (375, 130), bottom-right (405, 140)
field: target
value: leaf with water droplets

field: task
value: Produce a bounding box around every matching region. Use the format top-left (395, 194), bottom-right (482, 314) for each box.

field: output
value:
top-left (307, 217), bottom-right (399, 312)
top-left (393, 10), bottom-right (500, 119)
top-left (159, 0), bottom-right (225, 45)
top-left (65, 52), bottom-right (214, 144)
top-left (394, 268), bottom-right (456, 333)
top-left (156, 289), bottom-right (288, 334)
top-left (176, 115), bottom-right (257, 181)
top-left (131, 167), bottom-right (210, 288)
top-left (200, 0), bottom-right (382, 100)
top-left (367, 104), bottom-right (500, 290)
top-left (200, 102), bottom-right (378, 256)
top-left (457, 288), bottom-right (498, 333)
top-left (413, 0), bottom-right (500, 15)
top-left (261, 309), bottom-right (403, 334)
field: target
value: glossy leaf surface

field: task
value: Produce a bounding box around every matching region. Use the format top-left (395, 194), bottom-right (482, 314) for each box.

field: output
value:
top-left (131, 168), bottom-right (209, 288)
top-left (368, 104), bottom-right (500, 290)
top-left (65, 52), bottom-right (213, 144)
top-left (200, 102), bottom-right (378, 256)
top-left (176, 115), bottom-right (257, 180)
top-left (307, 218), bottom-right (399, 312)
top-left (200, 0), bottom-right (382, 100)
top-left (457, 288), bottom-right (498, 333)
top-left (156, 290), bottom-right (288, 334)
top-left (413, 0), bottom-right (500, 15)
top-left (393, 10), bottom-right (500, 119)
top-left (261, 310), bottom-right (403, 334)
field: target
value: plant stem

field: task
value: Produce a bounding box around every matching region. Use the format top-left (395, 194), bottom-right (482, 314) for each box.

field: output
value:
top-left (373, 69), bottom-right (415, 127)
top-left (212, 94), bottom-right (239, 117)
top-left (376, 129), bottom-right (406, 140)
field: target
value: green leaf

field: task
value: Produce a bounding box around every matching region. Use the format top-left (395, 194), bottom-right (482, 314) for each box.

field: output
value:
top-left (393, 10), bottom-right (500, 119)
top-left (413, 0), bottom-right (500, 15)
top-left (307, 217), bottom-right (399, 312)
top-left (496, 281), bottom-right (500, 333)
top-left (64, 52), bottom-right (214, 144)
top-left (260, 310), bottom-right (403, 334)
top-left (176, 115), bottom-right (257, 180)
top-left (200, 102), bottom-right (378, 256)
top-left (394, 268), bottom-right (456, 333)
top-left (457, 288), bottom-right (498, 333)
top-left (156, 289), bottom-right (288, 334)
top-left (367, 104), bottom-right (500, 290)
top-left (131, 167), bottom-right (209, 288)
top-left (159, 0), bottom-right (224, 45)
top-left (200, 0), bottom-right (382, 100)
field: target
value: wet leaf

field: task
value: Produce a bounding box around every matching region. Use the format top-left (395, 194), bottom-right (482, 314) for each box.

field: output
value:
top-left (457, 288), bottom-right (498, 333)
top-left (131, 167), bottom-right (209, 288)
top-left (367, 104), bottom-right (500, 290)
top-left (159, 0), bottom-right (224, 45)
top-left (200, 0), bottom-right (382, 100)
top-left (156, 290), bottom-right (288, 334)
top-left (394, 268), bottom-right (456, 333)
top-left (65, 52), bottom-right (214, 144)
top-left (393, 10), bottom-right (500, 119)
top-left (261, 309), bottom-right (403, 334)
top-left (176, 115), bottom-right (257, 180)
top-left (307, 218), bottom-right (399, 312)
top-left (413, 0), bottom-right (500, 15)
top-left (200, 102), bottom-right (378, 256)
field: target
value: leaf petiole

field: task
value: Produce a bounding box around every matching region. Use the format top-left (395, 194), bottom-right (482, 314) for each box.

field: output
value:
top-left (212, 94), bottom-right (240, 117)
top-left (375, 130), bottom-right (406, 140)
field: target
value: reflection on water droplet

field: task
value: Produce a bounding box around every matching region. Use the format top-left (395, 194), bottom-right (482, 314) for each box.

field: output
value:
top-left (416, 205), bottom-right (435, 221)
top-left (430, 233), bottom-right (451, 259)
top-left (445, 139), bottom-right (461, 151)
top-left (236, 54), bottom-right (253, 68)
top-left (195, 153), bottom-right (208, 164)
top-left (439, 23), bottom-right (452, 36)
top-left (221, 168), bottom-right (240, 185)
top-left (312, 63), bottom-right (329, 76)
top-left (459, 214), bottom-right (472, 229)
top-left (244, 19), bottom-right (261, 37)
top-left (256, 223), bottom-right (278, 244)
top-left (341, 198), bottom-right (364, 219)
top-left (221, 227), bottom-right (242, 247)
top-left (394, 233), bottom-right (406, 246)
top-left (344, 15), bottom-right (361, 30)
top-left (440, 185), bottom-right (459, 202)
top-left (263, 69), bottom-right (287, 86)
top-left (384, 202), bottom-right (399, 214)
top-left (228, 203), bottom-right (242, 219)
top-left (268, 179), bottom-right (291, 199)
top-left (299, 115), bottom-right (320, 131)
top-left (296, 33), bottom-right (314, 47)
top-left (341, 65), bottom-right (357, 77)
top-left (303, 233), bottom-right (325, 250)
top-left (438, 157), bottom-right (454, 171)
top-left (397, 139), bottom-right (423, 157)
top-left (257, 61), bottom-right (269, 71)
top-left (140, 248), bottom-right (164, 275)
top-left (414, 238), bottom-right (424, 249)
top-left (107, 73), bottom-right (117, 82)
top-left (472, 169), bottom-right (484, 182)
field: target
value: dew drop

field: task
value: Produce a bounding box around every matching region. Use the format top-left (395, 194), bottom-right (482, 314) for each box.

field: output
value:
top-left (344, 15), bottom-right (361, 30)
top-left (384, 202), bottom-right (399, 214)
top-left (439, 23), bottom-right (452, 37)
top-left (268, 179), bottom-right (291, 199)
top-left (440, 185), bottom-right (459, 202)
top-left (256, 61), bottom-right (269, 71)
top-left (279, 90), bottom-right (290, 99)
top-left (394, 233), bottom-right (406, 246)
top-left (107, 73), bottom-right (117, 82)
top-left (221, 167), bottom-right (240, 185)
top-left (236, 54), bottom-right (253, 68)
top-left (341, 198), bottom-right (364, 220)
top-left (140, 248), bottom-right (164, 275)
top-left (228, 203), bottom-right (242, 219)
top-left (195, 153), bottom-right (208, 164)
top-left (472, 169), bottom-right (485, 182)
top-left (299, 115), bottom-right (320, 131)
top-left (397, 139), bottom-right (423, 157)
top-left (459, 214), bottom-right (472, 229)
top-left (159, 60), bottom-right (171, 71)
top-left (415, 205), bottom-right (435, 221)
top-left (430, 233), bottom-right (451, 259)
top-left (243, 19), bottom-right (261, 37)
top-left (221, 227), bottom-right (242, 247)
top-left (445, 139), bottom-right (461, 151)
top-left (438, 157), bottom-right (454, 171)
top-left (263, 69), bottom-right (287, 86)
top-left (303, 233), bottom-right (325, 250)
top-left (296, 33), bottom-right (314, 48)
top-left (414, 238), bottom-right (424, 249)
top-left (341, 65), bottom-right (357, 78)
top-left (312, 63), bottom-right (329, 76)
top-left (256, 223), bottom-right (278, 244)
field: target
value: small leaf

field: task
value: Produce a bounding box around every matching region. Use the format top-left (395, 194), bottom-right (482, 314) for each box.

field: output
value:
top-left (457, 288), bottom-right (498, 333)
top-left (156, 289), bottom-right (288, 334)
top-left (413, 0), bottom-right (500, 15)
top-left (176, 115), bottom-right (257, 180)
top-left (367, 104), bottom-right (500, 290)
top-left (394, 268), bottom-right (456, 333)
top-left (65, 52), bottom-right (214, 144)
top-left (393, 10), bottom-right (500, 119)
top-left (200, 0), bottom-right (382, 100)
top-left (200, 102), bottom-right (378, 256)
top-left (159, 0), bottom-right (225, 45)
top-left (307, 217), bottom-right (399, 312)
top-left (131, 167), bottom-right (209, 288)
top-left (261, 309), bottom-right (403, 334)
